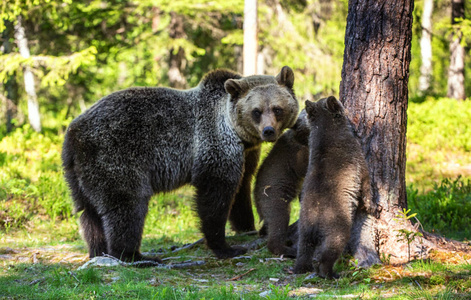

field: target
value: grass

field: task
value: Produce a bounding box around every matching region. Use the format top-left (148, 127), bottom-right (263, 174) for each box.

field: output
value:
top-left (408, 177), bottom-right (471, 241)
top-left (406, 97), bottom-right (471, 190)
top-left (1, 242), bottom-right (470, 299)
top-left (1, 97), bottom-right (471, 298)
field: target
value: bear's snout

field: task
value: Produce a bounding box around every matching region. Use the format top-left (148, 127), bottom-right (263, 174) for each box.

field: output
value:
top-left (262, 126), bottom-right (276, 141)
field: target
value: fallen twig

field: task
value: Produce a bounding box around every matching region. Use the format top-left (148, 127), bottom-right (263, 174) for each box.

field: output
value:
top-left (245, 238), bottom-right (266, 251)
top-left (233, 255), bottom-right (252, 260)
top-left (228, 268), bottom-right (256, 281)
top-left (167, 260), bottom-right (206, 269)
top-left (171, 238), bottom-right (204, 253)
top-left (99, 254), bottom-right (204, 269)
top-left (102, 254), bottom-right (161, 267)
top-left (235, 230), bottom-right (259, 237)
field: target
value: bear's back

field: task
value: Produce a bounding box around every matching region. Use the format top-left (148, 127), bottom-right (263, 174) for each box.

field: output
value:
top-left (64, 70), bottom-right (244, 193)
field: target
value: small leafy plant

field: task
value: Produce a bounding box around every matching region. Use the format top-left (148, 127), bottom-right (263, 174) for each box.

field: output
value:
top-left (394, 208), bottom-right (423, 263)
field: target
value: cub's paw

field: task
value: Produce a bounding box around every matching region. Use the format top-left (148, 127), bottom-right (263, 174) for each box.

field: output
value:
top-left (268, 241), bottom-right (297, 258)
top-left (293, 263), bottom-right (314, 274)
top-left (319, 271), bottom-right (340, 279)
top-left (213, 245), bottom-right (247, 259)
top-left (371, 203), bottom-right (383, 219)
top-left (364, 202), bottom-right (382, 219)
top-left (283, 247), bottom-right (298, 258)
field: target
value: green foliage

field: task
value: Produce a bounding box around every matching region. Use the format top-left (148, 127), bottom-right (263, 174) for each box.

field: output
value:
top-left (409, 0), bottom-right (471, 98)
top-left (394, 208), bottom-right (423, 263)
top-left (407, 98), bottom-right (471, 152)
top-left (257, 0), bottom-right (347, 97)
top-left (0, 46), bottom-right (97, 87)
top-left (0, 125), bottom-right (72, 230)
top-left (406, 98), bottom-right (471, 189)
top-left (408, 177), bottom-right (471, 241)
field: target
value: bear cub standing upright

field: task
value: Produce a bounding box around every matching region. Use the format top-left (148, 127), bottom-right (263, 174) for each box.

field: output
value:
top-left (293, 96), bottom-right (377, 278)
top-left (62, 66), bottom-right (299, 262)
top-left (254, 110), bottom-right (309, 257)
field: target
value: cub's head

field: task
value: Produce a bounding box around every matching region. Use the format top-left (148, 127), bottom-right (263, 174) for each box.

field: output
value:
top-left (305, 96), bottom-right (346, 121)
top-left (304, 96), bottom-right (350, 133)
top-left (224, 66), bottom-right (299, 144)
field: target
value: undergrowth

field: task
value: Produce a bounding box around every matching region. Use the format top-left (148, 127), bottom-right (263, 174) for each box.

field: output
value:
top-left (406, 97), bottom-right (471, 189)
top-left (408, 177), bottom-right (471, 241)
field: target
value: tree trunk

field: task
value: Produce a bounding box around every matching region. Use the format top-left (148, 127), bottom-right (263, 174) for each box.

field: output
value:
top-left (243, 0), bottom-right (258, 76)
top-left (339, 0), bottom-right (469, 264)
top-left (14, 15), bottom-right (41, 132)
top-left (447, 0), bottom-right (465, 100)
top-left (2, 20), bottom-right (19, 133)
top-left (168, 12), bottom-right (187, 89)
top-left (418, 0), bottom-right (433, 95)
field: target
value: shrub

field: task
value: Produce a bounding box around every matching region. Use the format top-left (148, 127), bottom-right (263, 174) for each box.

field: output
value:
top-left (408, 177), bottom-right (471, 241)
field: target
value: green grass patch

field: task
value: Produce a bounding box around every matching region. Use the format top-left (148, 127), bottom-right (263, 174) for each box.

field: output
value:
top-left (408, 177), bottom-right (471, 241)
top-left (406, 97), bottom-right (471, 190)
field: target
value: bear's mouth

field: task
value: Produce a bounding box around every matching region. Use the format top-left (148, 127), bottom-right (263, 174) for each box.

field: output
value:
top-left (261, 134), bottom-right (278, 143)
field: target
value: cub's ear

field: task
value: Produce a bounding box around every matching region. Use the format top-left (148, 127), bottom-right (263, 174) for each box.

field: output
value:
top-left (276, 66), bottom-right (294, 89)
top-left (224, 79), bottom-right (249, 101)
top-left (304, 100), bottom-right (316, 117)
top-left (325, 96), bottom-right (344, 115)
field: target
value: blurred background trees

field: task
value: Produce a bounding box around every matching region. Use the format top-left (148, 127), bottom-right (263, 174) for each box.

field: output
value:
top-left (0, 0), bottom-right (470, 133)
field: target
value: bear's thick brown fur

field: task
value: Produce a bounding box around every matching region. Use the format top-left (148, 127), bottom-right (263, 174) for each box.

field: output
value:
top-left (293, 96), bottom-right (378, 278)
top-left (254, 110), bottom-right (309, 257)
top-left (62, 67), bottom-right (299, 262)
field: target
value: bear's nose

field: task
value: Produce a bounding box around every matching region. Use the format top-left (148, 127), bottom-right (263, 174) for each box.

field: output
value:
top-left (262, 126), bottom-right (275, 139)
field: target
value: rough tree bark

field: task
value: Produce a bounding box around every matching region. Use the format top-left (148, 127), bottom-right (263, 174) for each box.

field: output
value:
top-left (339, 0), bottom-right (469, 264)
top-left (14, 15), bottom-right (41, 132)
top-left (243, 0), bottom-right (258, 76)
top-left (168, 12), bottom-right (187, 89)
top-left (447, 0), bottom-right (465, 100)
top-left (418, 0), bottom-right (433, 94)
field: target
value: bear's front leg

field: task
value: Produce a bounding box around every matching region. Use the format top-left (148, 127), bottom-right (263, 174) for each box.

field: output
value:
top-left (195, 176), bottom-right (247, 259)
top-left (229, 147), bottom-right (260, 232)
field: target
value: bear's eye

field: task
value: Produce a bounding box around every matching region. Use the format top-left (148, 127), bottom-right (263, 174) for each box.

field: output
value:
top-left (252, 109), bottom-right (262, 121)
top-left (273, 107), bottom-right (283, 116)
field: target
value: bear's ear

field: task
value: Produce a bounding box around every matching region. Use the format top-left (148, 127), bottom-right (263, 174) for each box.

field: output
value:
top-left (304, 100), bottom-right (316, 117)
top-left (325, 96), bottom-right (344, 115)
top-left (276, 66), bottom-right (294, 89)
top-left (225, 79), bottom-right (249, 101)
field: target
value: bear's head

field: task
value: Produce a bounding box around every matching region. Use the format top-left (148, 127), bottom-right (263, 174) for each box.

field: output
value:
top-left (304, 96), bottom-right (352, 137)
top-left (224, 66), bottom-right (299, 144)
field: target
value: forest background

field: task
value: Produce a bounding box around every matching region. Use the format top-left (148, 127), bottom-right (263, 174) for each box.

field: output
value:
top-left (1, 0), bottom-right (471, 299)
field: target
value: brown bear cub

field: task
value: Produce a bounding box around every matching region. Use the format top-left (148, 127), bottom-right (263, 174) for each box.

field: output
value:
top-left (254, 110), bottom-right (309, 257)
top-left (293, 96), bottom-right (377, 278)
top-left (62, 66), bottom-right (299, 263)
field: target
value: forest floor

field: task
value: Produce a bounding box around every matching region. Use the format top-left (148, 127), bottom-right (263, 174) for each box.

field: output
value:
top-left (1, 222), bottom-right (471, 299)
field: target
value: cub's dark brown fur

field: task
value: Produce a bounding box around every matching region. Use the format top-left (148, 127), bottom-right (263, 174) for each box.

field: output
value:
top-left (62, 67), bottom-right (299, 262)
top-left (254, 110), bottom-right (309, 257)
top-left (293, 96), bottom-right (377, 278)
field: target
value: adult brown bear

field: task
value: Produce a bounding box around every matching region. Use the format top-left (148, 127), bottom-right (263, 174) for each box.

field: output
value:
top-left (62, 67), bottom-right (299, 262)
